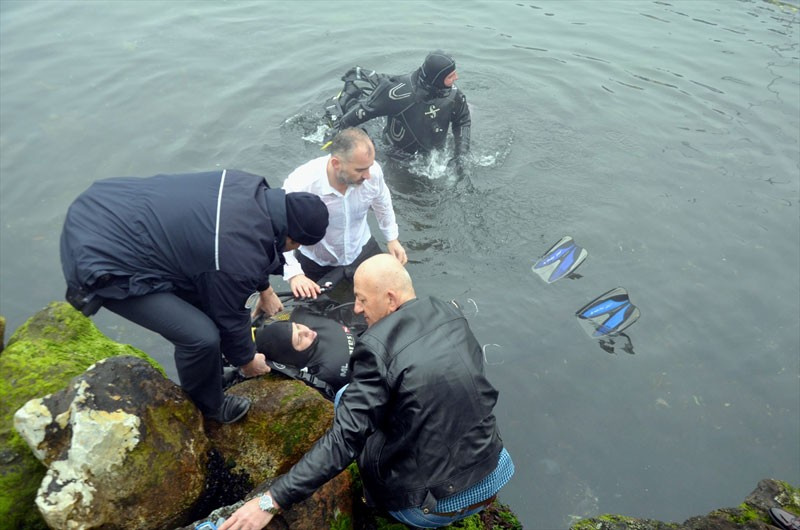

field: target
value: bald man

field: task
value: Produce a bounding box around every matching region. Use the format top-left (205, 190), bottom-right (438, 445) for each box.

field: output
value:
top-left (222, 254), bottom-right (514, 530)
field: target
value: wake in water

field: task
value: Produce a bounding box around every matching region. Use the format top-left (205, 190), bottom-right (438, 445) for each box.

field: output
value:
top-left (299, 122), bottom-right (329, 145)
top-left (285, 97), bottom-right (513, 183)
top-left (281, 101), bottom-right (518, 260)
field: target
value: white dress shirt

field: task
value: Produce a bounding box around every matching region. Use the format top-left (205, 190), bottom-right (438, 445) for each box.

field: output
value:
top-left (282, 155), bottom-right (399, 280)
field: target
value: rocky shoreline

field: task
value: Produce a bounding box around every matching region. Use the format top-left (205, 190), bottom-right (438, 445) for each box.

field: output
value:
top-left (0, 303), bottom-right (522, 529)
top-left (569, 478), bottom-right (799, 530)
top-left (1, 303), bottom-right (796, 529)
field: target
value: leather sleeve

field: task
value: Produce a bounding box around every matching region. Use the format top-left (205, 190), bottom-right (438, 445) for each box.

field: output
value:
top-left (269, 341), bottom-right (391, 508)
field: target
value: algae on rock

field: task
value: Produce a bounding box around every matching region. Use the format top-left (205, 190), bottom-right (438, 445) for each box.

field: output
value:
top-left (569, 478), bottom-right (799, 530)
top-left (0, 302), bottom-right (162, 530)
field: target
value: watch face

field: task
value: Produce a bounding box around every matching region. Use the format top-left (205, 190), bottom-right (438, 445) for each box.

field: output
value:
top-left (259, 494), bottom-right (273, 511)
top-left (259, 493), bottom-right (278, 514)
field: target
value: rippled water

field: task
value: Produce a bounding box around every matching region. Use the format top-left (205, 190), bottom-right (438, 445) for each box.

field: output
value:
top-left (1, 1), bottom-right (798, 528)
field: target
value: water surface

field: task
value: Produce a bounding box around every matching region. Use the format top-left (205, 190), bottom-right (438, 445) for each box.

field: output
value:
top-left (1, 1), bottom-right (798, 528)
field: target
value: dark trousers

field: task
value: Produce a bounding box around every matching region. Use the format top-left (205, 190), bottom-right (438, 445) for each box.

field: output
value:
top-left (295, 237), bottom-right (383, 283)
top-left (103, 292), bottom-right (223, 415)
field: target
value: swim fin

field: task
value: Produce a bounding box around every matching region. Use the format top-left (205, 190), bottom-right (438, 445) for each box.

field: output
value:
top-left (576, 287), bottom-right (640, 337)
top-left (532, 236), bottom-right (588, 283)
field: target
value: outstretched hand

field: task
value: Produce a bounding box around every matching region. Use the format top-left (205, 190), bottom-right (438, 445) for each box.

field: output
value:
top-left (218, 496), bottom-right (273, 530)
top-left (387, 239), bottom-right (408, 266)
top-left (240, 353), bottom-right (270, 378)
top-left (251, 288), bottom-right (283, 320)
top-left (289, 274), bottom-right (322, 300)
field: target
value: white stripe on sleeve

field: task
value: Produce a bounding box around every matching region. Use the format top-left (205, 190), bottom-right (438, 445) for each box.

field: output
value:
top-left (214, 169), bottom-right (227, 270)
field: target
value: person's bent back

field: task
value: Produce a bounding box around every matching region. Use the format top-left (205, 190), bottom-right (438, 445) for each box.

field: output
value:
top-left (352, 294), bottom-right (503, 511)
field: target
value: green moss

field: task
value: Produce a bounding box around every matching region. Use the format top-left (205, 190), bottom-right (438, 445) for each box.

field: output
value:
top-left (268, 398), bottom-right (325, 458)
top-left (347, 462), bottom-right (363, 492)
top-left (598, 514), bottom-right (632, 523)
top-left (776, 480), bottom-right (800, 514)
top-left (732, 502), bottom-right (770, 524)
top-left (120, 426), bottom-right (206, 515)
top-left (706, 503), bottom-right (770, 526)
top-left (492, 502), bottom-right (524, 529)
top-left (0, 458), bottom-right (48, 530)
top-left (448, 513), bottom-right (484, 529)
top-left (571, 514), bottom-right (682, 530)
top-left (329, 511), bottom-right (352, 530)
top-left (278, 382), bottom-right (310, 407)
top-left (147, 399), bottom-right (201, 449)
top-left (570, 521), bottom-right (601, 530)
top-left (0, 302), bottom-right (164, 529)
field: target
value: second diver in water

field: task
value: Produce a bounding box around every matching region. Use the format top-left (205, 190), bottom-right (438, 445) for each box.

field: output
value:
top-left (325, 50), bottom-right (471, 173)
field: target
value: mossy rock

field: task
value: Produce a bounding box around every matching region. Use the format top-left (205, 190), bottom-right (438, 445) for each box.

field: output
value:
top-left (569, 479), bottom-right (799, 530)
top-left (205, 375), bottom-right (335, 484)
top-left (570, 515), bottom-right (680, 530)
top-left (0, 301), bottom-right (163, 530)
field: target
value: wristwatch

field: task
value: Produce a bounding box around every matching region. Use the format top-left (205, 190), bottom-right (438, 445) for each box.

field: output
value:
top-left (259, 492), bottom-right (280, 515)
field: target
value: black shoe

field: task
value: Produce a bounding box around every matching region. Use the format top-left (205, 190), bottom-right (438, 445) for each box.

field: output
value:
top-left (206, 394), bottom-right (251, 424)
top-left (770, 507), bottom-right (800, 530)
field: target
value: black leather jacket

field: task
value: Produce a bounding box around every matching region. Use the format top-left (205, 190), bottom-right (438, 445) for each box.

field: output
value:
top-left (338, 69), bottom-right (471, 158)
top-left (270, 297), bottom-right (503, 511)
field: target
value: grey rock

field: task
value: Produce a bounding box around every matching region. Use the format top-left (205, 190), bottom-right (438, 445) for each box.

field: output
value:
top-left (14, 355), bottom-right (209, 530)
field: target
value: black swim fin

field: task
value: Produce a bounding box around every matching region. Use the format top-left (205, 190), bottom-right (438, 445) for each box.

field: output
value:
top-left (576, 287), bottom-right (640, 337)
top-left (532, 236), bottom-right (588, 283)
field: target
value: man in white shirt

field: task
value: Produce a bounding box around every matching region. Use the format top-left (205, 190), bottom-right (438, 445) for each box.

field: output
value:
top-left (283, 127), bottom-right (407, 299)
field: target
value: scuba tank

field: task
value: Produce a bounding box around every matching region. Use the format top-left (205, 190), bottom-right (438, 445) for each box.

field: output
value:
top-left (323, 66), bottom-right (384, 129)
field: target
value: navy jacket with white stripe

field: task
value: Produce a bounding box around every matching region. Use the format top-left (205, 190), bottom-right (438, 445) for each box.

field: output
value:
top-left (60, 169), bottom-right (287, 365)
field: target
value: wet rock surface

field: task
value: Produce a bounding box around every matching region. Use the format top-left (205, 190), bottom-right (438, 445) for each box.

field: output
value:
top-left (3, 302), bottom-right (522, 529)
top-left (15, 355), bottom-right (208, 529)
top-left (0, 302), bottom-right (157, 529)
top-left (570, 478), bottom-right (800, 530)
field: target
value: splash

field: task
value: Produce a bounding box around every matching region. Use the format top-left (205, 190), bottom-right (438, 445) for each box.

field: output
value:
top-left (405, 149), bottom-right (458, 181)
top-left (302, 123), bottom-right (329, 144)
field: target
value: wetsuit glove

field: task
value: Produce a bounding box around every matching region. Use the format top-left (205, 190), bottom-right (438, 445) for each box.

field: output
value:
top-left (322, 126), bottom-right (338, 147)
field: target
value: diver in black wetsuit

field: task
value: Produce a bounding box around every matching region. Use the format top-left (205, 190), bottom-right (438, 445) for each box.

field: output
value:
top-left (254, 302), bottom-right (363, 401)
top-left (329, 50), bottom-right (471, 169)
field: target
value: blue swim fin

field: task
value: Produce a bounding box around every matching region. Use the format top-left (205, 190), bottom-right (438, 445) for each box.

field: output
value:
top-left (532, 236), bottom-right (588, 283)
top-left (576, 287), bottom-right (640, 337)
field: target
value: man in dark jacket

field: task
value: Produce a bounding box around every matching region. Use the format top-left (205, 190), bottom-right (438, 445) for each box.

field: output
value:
top-left (329, 50), bottom-right (471, 170)
top-left (221, 254), bottom-right (513, 529)
top-left (60, 169), bottom-right (329, 424)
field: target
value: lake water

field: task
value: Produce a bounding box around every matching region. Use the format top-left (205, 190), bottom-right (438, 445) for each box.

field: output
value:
top-left (1, 1), bottom-right (798, 528)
